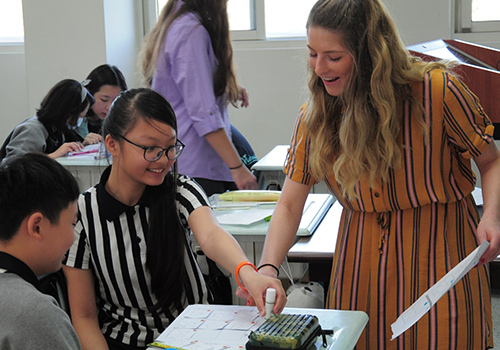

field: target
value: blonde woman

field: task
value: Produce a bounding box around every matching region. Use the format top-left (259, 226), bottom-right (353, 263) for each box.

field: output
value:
top-left (255, 0), bottom-right (500, 349)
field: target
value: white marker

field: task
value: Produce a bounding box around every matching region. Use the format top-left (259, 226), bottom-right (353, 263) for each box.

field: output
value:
top-left (265, 288), bottom-right (276, 319)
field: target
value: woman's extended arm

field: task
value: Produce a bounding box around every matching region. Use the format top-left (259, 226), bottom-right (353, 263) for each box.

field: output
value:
top-left (474, 141), bottom-right (500, 264)
top-left (63, 266), bottom-right (109, 350)
top-left (258, 178), bottom-right (312, 278)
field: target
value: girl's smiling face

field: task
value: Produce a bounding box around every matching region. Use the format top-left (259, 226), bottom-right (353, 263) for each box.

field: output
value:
top-left (307, 26), bottom-right (354, 97)
top-left (112, 117), bottom-right (178, 191)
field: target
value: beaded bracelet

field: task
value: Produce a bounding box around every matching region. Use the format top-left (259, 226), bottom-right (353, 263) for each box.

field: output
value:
top-left (229, 163), bottom-right (244, 170)
top-left (257, 263), bottom-right (280, 277)
top-left (235, 261), bottom-right (258, 291)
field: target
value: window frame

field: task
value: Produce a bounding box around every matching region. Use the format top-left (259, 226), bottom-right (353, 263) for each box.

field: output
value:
top-left (456, 0), bottom-right (500, 33)
top-left (143, 0), bottom-right (267, 41)
top-left (230, 0), bottom-right (265, 41)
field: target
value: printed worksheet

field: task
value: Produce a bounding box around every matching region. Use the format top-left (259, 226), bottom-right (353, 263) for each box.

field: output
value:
top-left (156, 305), bottom-right (266, 350)
top-left (391, 240), bottom-right (489, 340)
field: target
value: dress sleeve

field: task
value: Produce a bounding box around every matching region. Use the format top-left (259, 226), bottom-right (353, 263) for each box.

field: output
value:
top-left (283, 103), bottom-right (317, 186)
top-left (442, 71), bottom-right (494, 160)
top-left (167, 22), bottom-right (225, 137)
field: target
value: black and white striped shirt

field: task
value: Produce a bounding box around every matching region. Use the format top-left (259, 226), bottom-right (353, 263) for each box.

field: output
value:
top-left (64, 166), bottom-right (210, 347)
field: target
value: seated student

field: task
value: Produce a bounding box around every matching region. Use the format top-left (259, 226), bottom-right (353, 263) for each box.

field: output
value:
top-left (0, 153), bottom-right (81, 349)
top-left (63, 88), bottom-right (286, 350)
top-left (0, 79), bottom-right (94, 163)
top-left (66, 64), bottom-right (127, 145)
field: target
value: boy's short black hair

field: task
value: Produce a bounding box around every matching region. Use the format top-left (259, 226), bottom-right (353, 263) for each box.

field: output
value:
top-left (0, 153), bottom-right (80, 242)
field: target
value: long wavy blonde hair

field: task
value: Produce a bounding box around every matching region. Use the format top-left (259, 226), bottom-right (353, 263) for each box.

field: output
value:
top-left (306, 0), bottom-right (451, 199)
top-left (139, 0), bottom-right (239, 104)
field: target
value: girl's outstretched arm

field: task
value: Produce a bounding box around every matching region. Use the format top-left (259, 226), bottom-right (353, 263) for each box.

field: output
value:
top-left (189, 206), bottom-right (286, 316)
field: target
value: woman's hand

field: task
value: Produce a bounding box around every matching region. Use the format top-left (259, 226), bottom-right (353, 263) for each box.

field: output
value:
top-left (475, 216), bottom-right (500, 264)
top-left (230, 165), bottom-right (258, 190)
top-left (82, 132), bottom-right (103, 146)
top-left (236, 265), bottom-right (286, 317)
top-left (49, 142), bottom-right (84, 159)
top-left (238, 86), bottom-right (249, 108)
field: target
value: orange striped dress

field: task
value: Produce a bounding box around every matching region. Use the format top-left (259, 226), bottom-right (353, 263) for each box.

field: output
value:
top-left (284, 70), bottom-right (494, 350)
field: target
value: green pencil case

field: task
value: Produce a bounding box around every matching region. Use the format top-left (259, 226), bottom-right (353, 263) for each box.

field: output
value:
top-left (246, 314), bottom-right (327, 350)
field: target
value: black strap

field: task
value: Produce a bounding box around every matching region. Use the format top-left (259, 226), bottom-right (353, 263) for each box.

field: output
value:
top-left (0, 251), bottom-right (41, 291)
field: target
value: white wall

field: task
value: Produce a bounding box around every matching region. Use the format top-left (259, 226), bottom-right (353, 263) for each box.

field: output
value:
top-left (22, 0), bottom-right (107, 114)
top-left (0, 44), bottom-right (28, 144)
top-left (229, 41), bottom-right (310, 156)
top-left (0, 0), bottom-right (499, 158)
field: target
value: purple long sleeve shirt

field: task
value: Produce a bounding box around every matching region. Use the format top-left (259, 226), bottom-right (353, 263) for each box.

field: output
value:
top-left (152, 9), bottom-right (233, 182)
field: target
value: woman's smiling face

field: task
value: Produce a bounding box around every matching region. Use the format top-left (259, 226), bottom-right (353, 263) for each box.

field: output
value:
top-left (307, 26), bottom-right (354, 97)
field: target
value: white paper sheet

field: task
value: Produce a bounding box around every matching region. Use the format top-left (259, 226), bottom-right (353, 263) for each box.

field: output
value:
top-left (391, 240), bottom-right (489, 340)
top-left (156, 306), bottom-right (265, 350)
top-left (63, 143), bottom-right (108, 160)
top-left (214, 208), bottom-right (274, 225)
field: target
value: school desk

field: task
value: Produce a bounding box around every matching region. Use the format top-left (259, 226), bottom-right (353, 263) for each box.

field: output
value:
top-left (252, 145), bottom-right (329, 193)
top-left (56, 143), bottom-right (110, 192)
top-left (147, 304), bottom-right (369, 350)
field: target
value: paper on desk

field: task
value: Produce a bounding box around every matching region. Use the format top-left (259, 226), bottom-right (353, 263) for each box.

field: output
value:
top-left (215, 208), bottom-right (274, 225)
top-left (391, 240), bottom-right (489, 340)
top-left (65, 143), bottom-right (108, 159)
top-left (156, 305), bottom-right (264, 350)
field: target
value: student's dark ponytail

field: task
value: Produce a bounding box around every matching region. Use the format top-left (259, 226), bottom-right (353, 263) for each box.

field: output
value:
top-left (103, 88), bottom-right (187, 313)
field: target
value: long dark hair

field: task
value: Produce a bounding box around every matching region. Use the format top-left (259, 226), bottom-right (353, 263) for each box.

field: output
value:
top-left (140, 0), bottom-right (239, 103)
top-left (102, 88), bottom-right (186, 312)
top-left (37, 79), bottom-right (94, 131)
top-left (85, 64), bottom-right (128, 119)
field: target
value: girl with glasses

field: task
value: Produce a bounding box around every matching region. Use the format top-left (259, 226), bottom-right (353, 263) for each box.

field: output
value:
top-left (0, 79), bottom-right (94, 163)
top-left (63, 88), bottom-right (286, 350)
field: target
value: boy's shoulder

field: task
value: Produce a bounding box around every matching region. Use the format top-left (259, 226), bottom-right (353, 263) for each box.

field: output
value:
top-left (0, 272), bottom-right (58, 313)
top-left (0, 273), bottom-right (80, 349)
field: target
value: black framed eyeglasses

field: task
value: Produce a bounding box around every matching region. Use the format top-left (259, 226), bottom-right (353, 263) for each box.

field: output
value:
top-left (118, 134), bottom-right (185, 162)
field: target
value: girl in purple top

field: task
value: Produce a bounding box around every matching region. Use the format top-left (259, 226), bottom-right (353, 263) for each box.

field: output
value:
top-left (140, 0), bottom-right (258, 196)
